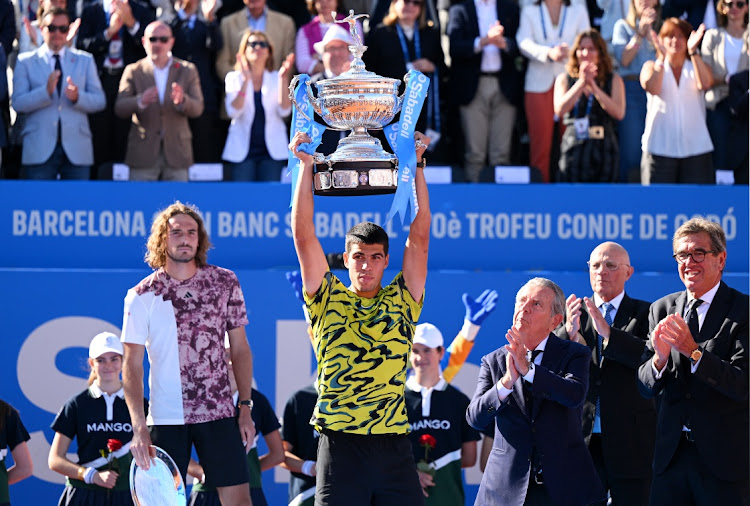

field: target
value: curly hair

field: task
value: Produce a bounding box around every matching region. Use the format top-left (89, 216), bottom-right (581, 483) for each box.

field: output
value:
top-left (565, 29), bottom-right (613, 87)
top-left (145, 201), bottom-right (212, 269)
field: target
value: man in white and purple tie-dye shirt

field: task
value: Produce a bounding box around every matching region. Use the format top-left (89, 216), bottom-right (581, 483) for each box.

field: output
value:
top-left (121, 201), bottom-right (255, 506)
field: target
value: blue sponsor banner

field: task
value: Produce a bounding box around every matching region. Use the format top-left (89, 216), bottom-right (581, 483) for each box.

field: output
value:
top-left (2, 268), bottom-right (748, 505)
top-left (1, 182), bottom-right (747, 273)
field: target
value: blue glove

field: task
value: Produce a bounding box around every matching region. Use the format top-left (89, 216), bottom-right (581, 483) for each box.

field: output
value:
top-left (286, 270), bottom-right (305, 304)
top-left (463, 289), bottom-right (499, 326)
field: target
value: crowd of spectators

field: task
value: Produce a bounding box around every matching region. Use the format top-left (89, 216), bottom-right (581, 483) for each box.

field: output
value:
top-left (0, 0), bottom-right (745, 182)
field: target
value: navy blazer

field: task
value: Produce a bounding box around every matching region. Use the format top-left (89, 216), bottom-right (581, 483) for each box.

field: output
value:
top-left (170, 16), bottom-right (223, 113)
top-left (76, 0), bottom-right (154, 70)
top-left (638, 281), bottom-right (749, 482)
top-left (447, 0), bottom-right (523, 107)
top-left (556, 293), bottom-right (656, 479)
top-left (467, 334), bottom-right (605, 506)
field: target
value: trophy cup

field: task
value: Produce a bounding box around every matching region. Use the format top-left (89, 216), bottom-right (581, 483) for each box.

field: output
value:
top-left (289, 11), bottom-right (411, 196)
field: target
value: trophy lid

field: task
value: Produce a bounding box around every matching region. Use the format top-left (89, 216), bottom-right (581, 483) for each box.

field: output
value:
top-left (318, 10), bottom-right (401, 87)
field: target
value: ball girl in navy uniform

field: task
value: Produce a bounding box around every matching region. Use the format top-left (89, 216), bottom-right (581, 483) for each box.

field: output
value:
top-left (0, 399), bottom-right (33, 506)
top-left (49, 332), bottom-right (146, 506)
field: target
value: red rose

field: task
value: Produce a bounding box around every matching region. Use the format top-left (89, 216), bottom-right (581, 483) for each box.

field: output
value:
top-left (419, 434), bottom-right (436, 449)
top-left (107, 439), bottom-right (123, 452)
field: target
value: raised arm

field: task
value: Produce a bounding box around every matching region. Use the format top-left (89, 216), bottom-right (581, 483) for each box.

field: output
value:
top-left (402, 132), bottom-right (431, 302)
top-left (290, 132), bottom-right (329, 297)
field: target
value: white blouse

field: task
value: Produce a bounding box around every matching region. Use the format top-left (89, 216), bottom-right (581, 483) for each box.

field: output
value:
top-left (642, 60), bottom-right (713, 158)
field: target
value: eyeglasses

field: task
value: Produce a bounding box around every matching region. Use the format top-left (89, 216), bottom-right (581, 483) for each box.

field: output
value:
top-left (673, 250), bottom-right (716, 264)
top-left (725, 1), bottom-right (746, 8)
top-left (46, 24), bottom-right (70, 33)
top-left (587, 260), bottom-right (629, 271)
top-left (404, 0), bottom-right (423, 5)
top-left (248, 40), bottom-right (269, 49)
top-left (148, 36), bottom-right (171, 43)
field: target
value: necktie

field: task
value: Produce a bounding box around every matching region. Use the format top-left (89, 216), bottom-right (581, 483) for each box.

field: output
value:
top-left (594, 303), bottom-right (614, 423)
top-left (53, 54), bottom-right (62, 95)
top-left (686, 299), bottom-right (703, 340)
top-left (522, 349), bottom-right (543, 410)
top-left (599, 303), bottom-right (614, 365)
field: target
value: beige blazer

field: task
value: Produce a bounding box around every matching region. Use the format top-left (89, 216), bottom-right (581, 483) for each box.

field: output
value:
top-left (114, 57), bottom-right (204, 170)
top-left (701, 27), bottom-right (749, 109)
top-left (216, 8), bottom-right (296, 81)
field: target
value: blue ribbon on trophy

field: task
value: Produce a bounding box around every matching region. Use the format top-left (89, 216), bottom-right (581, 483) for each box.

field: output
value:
top-left (385, 70), bottom-right (429, 225)
top-left (287, 74), bottom-right (324, 205)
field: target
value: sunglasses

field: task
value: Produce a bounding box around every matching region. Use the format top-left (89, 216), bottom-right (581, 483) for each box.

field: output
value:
top-left (248, 40), bottom-right (269, 49)
top-left (725, 1), bottom-right (746, 7)
top-left (46, 24), bottom-right (69, 33)
top-left (148, 36), bottom-right (171, 43)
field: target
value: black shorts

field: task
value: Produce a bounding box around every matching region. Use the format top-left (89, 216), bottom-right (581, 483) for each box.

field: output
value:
top-left (315, 429), bottom-right (424, 506)
top-left (150, 417), bottom-right (249, 489)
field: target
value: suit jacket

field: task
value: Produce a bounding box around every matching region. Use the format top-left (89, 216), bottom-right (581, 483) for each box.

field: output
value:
top-left (447, 0), bottom-right (523, 107)
top-left (467, 334), bottom-right (605, 506)
top-left (637, 281), bottom-right (749, 482)
top-left (12, 46), bottom-right (106, 165)
top-left (114, 57), bottom-right (204, 169)
top-left (76, 0), bottom-right (154, 70)
top-left (216, 8), bottom-right (296, 80)
top-left (221, 69), bottom-right (291, 162)
top-left (701, 27), bottom-right (750, 110)
top-left (556, 293), bottom-right (656, 479)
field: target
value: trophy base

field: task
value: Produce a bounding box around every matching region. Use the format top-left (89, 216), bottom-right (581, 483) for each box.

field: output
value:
top-left (313, 160), bottom-right (398, 196)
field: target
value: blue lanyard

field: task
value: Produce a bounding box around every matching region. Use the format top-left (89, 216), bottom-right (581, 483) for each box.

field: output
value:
top-left (395, 23), bottom-right (421, 63)
top-left (577, 93), bottom-right (594, 117)
top-left (539, 4), bottom-right (567, 41)
top-left (395, 24), bottom-right (440, 132)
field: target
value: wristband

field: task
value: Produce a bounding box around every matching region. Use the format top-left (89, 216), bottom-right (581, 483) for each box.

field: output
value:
top-left (460, 319), bottom-right (480, 342)
top-left (83, 466), bottom-right (97, 484)
top-left (301, 460), bottom-right (316, 476)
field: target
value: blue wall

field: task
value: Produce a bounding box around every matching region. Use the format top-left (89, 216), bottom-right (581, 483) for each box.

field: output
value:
top-left (1, 182), bottom-right (747, 505)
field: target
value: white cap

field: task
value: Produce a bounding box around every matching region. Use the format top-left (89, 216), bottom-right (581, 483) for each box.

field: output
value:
top-left (414, 323), bottom-right (443, 348)
top-left (89, 332), bottom-right (123, 359)
top-left (314, 25), bottom-right (354, 56)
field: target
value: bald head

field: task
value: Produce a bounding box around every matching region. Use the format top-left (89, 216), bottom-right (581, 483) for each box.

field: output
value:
top-left (143, 21), bottom-right (174, 66)
top-left (588, 242), bottom-right (634, 302)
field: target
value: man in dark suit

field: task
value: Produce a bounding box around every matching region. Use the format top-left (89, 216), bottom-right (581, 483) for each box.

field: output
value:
top-left (467, 277), bottom-right (605, 506)
top-left (77, 0), bottom-right (154, 172)
top-left (638, 217), bottom-right (749, 505)
top-left (170, 0), bottom-right (224, 163)
top-left (114, 20), bottom-right (203, 180)
top-left (447, 0), bottom-right (522, 182)
top-left (558, 242), bottom-right (656, 505)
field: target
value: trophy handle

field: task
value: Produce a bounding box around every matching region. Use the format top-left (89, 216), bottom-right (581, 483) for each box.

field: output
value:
top-left (394, 71), bottom-right (413, 114)
top-left (289, 75), bottom-right (320, 121)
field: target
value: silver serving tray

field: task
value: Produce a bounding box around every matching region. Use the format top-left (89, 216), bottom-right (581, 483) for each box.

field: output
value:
top-left (129, 445), bottom-right (186, 506)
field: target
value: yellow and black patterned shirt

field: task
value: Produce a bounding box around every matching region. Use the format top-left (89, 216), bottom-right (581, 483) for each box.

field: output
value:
top-left (305, 270), bottom-right (423, 435)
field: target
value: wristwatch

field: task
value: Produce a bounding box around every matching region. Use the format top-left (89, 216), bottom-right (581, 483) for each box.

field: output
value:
top-left (689, 347), bottom-right (703, 365)
top-left (237, 399), bottom-right (253, 410)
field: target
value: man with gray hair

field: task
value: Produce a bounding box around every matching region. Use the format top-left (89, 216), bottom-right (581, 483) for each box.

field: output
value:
top-left (467, 277), bottom-right (605, 506)
top-left (638, 217), bottom-right (749, 505)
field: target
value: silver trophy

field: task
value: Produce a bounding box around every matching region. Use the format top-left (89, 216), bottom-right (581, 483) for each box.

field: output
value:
top-left (289, 11), bottom-right (410, 196)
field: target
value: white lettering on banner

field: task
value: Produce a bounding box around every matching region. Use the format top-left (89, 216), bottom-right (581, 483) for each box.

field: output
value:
top-left (557, 213), bottom-right (634, 240)
top-left (313, 212), bottom-right (399, 238)
top-left (465, 213), bottom-right (553, 239)
top-left (12, 210), bottom-right (146, 237)
top-left (639, 214), bottom-right (669, 240)
top-left (410, 419), bottom-right (451, 431)
top-left (216, 211), bottom-right (280, 238)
